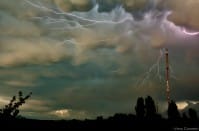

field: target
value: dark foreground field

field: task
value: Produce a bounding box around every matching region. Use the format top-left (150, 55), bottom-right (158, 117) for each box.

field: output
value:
top-left (0, 114), bottom-right (198, 130)
top-left (1, 95), bottom-right (198, 130)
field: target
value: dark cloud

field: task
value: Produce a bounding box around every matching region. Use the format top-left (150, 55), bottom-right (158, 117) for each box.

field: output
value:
top-left (164, 0), bottom-right (199, 30)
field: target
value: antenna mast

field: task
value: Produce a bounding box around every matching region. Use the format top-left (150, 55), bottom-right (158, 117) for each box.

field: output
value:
top-left (165, 48), bottom-right (171, 104)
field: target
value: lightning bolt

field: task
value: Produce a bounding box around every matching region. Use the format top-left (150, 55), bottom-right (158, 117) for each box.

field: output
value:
top-left (182, 28), bottom-right (199, 36)
top-left (137, 48), bottom-right (177, 87)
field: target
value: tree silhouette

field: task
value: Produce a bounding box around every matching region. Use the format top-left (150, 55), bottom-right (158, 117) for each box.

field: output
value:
top-left (145, 96), bottom-right (157, 118)
top-left (135, 97), bottom-right (145, 118)
top-left (188, 108), bottom-right (197, 121)
top-left (134, 96), bottom-right (161, 120)
top-left (0, 91), bottom-right (32, 119)
top-left (182, 112), bottom-right (188, 120)
top-left (167, 100), bottom-right (180, 120)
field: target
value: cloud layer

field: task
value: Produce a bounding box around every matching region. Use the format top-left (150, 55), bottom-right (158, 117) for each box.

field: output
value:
top-left (0, 38), bottom-right (71, 66)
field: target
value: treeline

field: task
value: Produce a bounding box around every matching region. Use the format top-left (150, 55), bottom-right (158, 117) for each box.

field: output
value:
top-left (0, 92), bottom-right (198, 129)
top-left (0, 91), bottom-right (32, 119)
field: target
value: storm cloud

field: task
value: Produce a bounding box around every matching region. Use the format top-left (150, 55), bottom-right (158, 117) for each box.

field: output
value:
top-left (0, 0), bottom-right (198, 119)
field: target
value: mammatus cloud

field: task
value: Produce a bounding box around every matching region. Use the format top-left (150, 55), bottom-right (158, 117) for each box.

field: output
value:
top-left (165, 0), bottom-right (199, 30)
top-left (0, 0), bottom-right (198, 67)
top-left (54, 0), bottom-right (93, 12)
top-left (123, 0), bottom-right (148, 11)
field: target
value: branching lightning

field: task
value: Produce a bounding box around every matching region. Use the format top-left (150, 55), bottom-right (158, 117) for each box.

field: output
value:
top-left (136, 49), bottom-right (164, 87)
top-left (26, 0), bottom-right (178, 88)
top-left (25, 0), bottom-right (133, 26)
top-left (25, 0), bottom-right (135, 45)
top-left (136, 48), bottom-right (177, 88)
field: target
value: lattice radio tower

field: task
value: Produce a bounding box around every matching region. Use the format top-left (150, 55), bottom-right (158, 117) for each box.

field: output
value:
top-left (165, 48), bottom-right (171, 104)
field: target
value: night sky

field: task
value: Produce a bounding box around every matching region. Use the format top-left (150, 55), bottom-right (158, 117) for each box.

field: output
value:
top-left (0, 0), bottom-right (199, 120)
